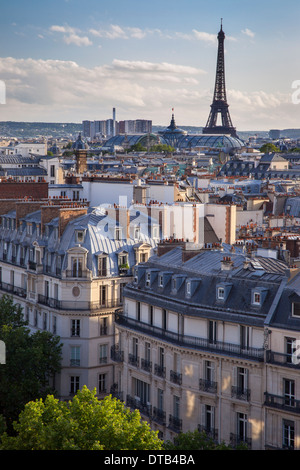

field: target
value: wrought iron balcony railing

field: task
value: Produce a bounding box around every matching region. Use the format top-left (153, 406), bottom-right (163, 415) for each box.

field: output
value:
top-left (111, 344), bottom-right (124, 362)
top-left (199, 378), bottom-right (217, 394)
top-left (170, 370), bottom-right (182, 385)
top-left (115, 313), bottom-right (264, 361)
top-left (168, 415), bottom-right (182, 433)
top-left (264, 392), bottom-right (300, 413)
top-left (231, 386), bottom-right (251, 401)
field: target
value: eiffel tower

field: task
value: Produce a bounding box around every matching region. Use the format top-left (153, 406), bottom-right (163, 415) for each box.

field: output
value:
top-left (203, 20), bottom-right (237, 138)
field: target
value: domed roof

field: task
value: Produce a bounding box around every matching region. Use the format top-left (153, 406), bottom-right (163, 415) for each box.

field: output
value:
top-left (160, 110), bottom-right (187, 137)
top-left (72, 133), bottom-right (89, 150)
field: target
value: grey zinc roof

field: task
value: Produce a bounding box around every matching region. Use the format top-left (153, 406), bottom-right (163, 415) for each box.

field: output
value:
top-left (126, 247), bottom-right (289, 327)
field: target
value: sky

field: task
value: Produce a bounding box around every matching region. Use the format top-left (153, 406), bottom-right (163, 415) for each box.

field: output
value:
top-left (0, 0), bottom-right (300, 131)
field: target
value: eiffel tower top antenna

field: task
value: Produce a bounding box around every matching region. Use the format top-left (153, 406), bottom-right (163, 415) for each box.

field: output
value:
top-left (202, 20), bottom-right (237, 138)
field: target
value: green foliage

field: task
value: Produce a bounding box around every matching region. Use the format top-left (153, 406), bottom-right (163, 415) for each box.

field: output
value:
top-left (150, 144), bottom-right (174, 154)
top-left (260, 143), bottom-right (280, 153)
top-left (0, 295), bottom-right (62, 432)
top-left (128, 142), bottom-right (147, 152)
top-left (0, 387), bottom-right (163, 450)
top-left (164, 429), bottom-right (248, 450)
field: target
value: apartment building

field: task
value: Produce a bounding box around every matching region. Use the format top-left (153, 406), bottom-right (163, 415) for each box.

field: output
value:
top-left (113, 242), bottom-right (300, 449)
top-left (0, 199), bottom-right (158, 400)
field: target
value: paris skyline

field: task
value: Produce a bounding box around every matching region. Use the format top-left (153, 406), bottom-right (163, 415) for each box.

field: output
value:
top-left (0, 0), bottom-right (300, 131)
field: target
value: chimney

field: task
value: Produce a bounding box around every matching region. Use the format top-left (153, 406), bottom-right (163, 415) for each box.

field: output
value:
top-left (41, 204), bottom-right (88, 236)
top-left (221, 256), bottom-right (233, 271)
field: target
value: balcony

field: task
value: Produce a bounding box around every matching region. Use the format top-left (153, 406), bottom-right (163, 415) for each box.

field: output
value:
top-left (128, 354), bottom-right (139, 368)
top-left (231, 386), bottom-right (251, 401)
top-left (168, 415), bottom-right (182, 433)
top-left (199, 378), bottom-right (217, 394)
top-left (37, 294), bottom-right (121, 311)
top-left (170, 370), bottom-right (182, 385)
top-left (264, 392), bottom-right (300, 413)
top-left (110, 384), bottom-right (124, 401)
top-left (66, 269), bottom-right (89, 279)
top-left (152, 407), bottom-right (166, 426)
top-left (230, 433), bottom-right (251, 449)
top-left (115, 313), bottom-right (264, 361)
top-left (198, 425), bottom-right (218, 441)
top-left (111, 344), bottom-right (124, 362)
top-left (154, 364), bottom-right (166, 378)
top-left (0, 281), bottom-right (26, 298)
top-left (28, 260), bottom-right (37, 271)
top-left (141, 359), bottom-right (152, 373)
top-left (126, 395), bottom-right (152, 417)
top-left (266, 350), bottom-right (300, 369)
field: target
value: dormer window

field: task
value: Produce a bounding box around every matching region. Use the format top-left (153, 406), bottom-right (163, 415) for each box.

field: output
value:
top-left (292, 302), bottom-right (300, 317)
top-left (217, 287), bottom-right (225, 300)
top-left (134, 227), bottom-right (140, 240)
top-left (159, 275), bottom-right (163, 288)
top-left (146, 272), bottom-right (151, 287)
top-left (98, 256), bottom-right (107, 277)
top-left (115, 228), bottom-right (122, 241)
top-left (76, 230), bottom-right (85, 244)
top-left (253, 292), bottom-right (261, 305)
top-left (186, 281), bottom-right (191, 296)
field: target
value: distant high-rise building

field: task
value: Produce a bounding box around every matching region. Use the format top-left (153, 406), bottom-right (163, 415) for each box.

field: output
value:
top-left (269, 129), bottom-right (280, 140)
top-left (82, 120), bottom-right (91, 138)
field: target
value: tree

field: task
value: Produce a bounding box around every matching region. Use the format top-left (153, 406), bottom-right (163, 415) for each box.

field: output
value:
top-left (150, 144), bottom-right (175, 154)
top-left (0, 386), bottom-right (163, 450)
top-left (0, 295), bottom-right (62, 432)
top-left (260, 143), bottom-right (280, 153)
top-left (164, 429), bottom-right (248, 450)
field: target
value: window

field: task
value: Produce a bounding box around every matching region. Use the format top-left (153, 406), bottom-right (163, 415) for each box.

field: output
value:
top-left (100, 317), bottom-right (108, 335)
top-left (137, 302), bottom-right (141, 321)
top-left (186, 281), bottom-right (191, 295)
top-left (292, 302), bottom-right (300, 317)
top-left (159, 275), bottom-right (163, 288)
top-left (43, 312), bottom-right (47, 330)
top-left (284, 378), bottom-right (295, 407)
top-left (50, 165), bottom-right (55, 177)
top-left (134, 227), bottom-right (140, 240)
top-left (203, 404), bottom-right (215, 433)
top-left (70, 346), bottom-right (80, 366)
top-left (162, 309), bottom-right (167, 330)
top-left (236, 367), bottom-right (249, 392)
top-left (115, 228), bottom-right (122, 240)
top-left (204, 360), bottom-right (215, 383)
top-left (149, 305), bottom-right (153, 325)
top-left (72, 258), bottom-right (83, 277)
top-left (159, 347), bottom-right (164, 368)
top-left (76, 231), bottom-right (84, 243)
top-left (99, 285), bottom-right (107, 307)
top-left (71, 319), bottom-right (80, 337)
top-left (145, 342), bottom-right (151, 363)
top-left (132, 337), bottom-right (138, 359)
top-left (99, 373), bottom-right (107, 393)
top-left (285, 337), bottom-right (296, 364)
top-left (253, 292), bottom-right (261, 305)
top-left (99, 344), bottom-right (108, 364)
top-left (53, 315), bottom-right (57, 335)
top-left (146, 272), bottom-right (151, 287)
top-left (134, 378), bottom-right (150, 404)
top-left (140, 252), bottom-right (148, 263)
top-left (236, 412), bottom-right (248, 443)
top-left (283, 420), bottom-right (295, 449)
top-left (208, 320), bottom-right (217, 345)
top-left (44, 280), bottom-right (49, 298)
top-left (157, 388), bottom-right (164, 411)
top-left (240, 325), bottom-right (250, 350)
top-left (217, 287), bottom-right (225, 300)
top-left (98, 256), bottom-right (107, 276)
top-left (173, 396), bottom-right (180, 419)
top-left (70, 376), bottom-right (80, 395)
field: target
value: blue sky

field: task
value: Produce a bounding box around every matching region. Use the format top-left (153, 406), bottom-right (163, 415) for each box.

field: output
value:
top-left (1, 0), bottom-right (300, 130)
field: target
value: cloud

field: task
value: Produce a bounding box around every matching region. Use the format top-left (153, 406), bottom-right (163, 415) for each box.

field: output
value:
top-left (0, 56), bottom-right (295, 129)
top-left (241, 28), bottom-right (255, 38)
top-left (63, 34), bottom-right (92, 46)
top-left (50, 24), bottom-right (92, 46)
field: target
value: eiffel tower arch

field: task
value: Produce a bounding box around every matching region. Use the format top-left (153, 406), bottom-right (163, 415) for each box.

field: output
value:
top-left (203, 21), bottom-right (237, 138)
